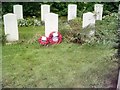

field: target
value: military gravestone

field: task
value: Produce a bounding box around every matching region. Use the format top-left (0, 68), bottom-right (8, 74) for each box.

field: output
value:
top-left (13, 5), bottom-right (23, 19)
top-left (94, 4), bottom-right (103, 20)
top-left (68, 4), bottom-right (77, 21)
top-left (3, 13), bottom-right (19, 41)
top-left (41, 5), bottom-right (50, 21)
top-left (82, 12), bottom-right (95, 36)
top-left (45, 13), bottom-right (58, 37)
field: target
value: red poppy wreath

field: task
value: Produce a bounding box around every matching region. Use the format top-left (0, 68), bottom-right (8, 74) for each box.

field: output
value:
top-left (48, 31), bottom-right (62, 44)
top-left (38, 36), bottom-right (49, 45)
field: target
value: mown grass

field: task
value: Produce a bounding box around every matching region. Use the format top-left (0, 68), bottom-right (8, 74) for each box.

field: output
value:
top-left (2, 23), bottom-right (118, 88)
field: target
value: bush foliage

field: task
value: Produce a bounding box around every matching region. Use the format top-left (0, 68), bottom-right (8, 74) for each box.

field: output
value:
top-left (59, 13), bottom-right (118, 45)
top-left (2, 2), bottom-right (119, 17)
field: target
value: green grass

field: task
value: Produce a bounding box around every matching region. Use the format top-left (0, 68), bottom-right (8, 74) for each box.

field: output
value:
top-left (2, 25), bottom-right (118, 88)
top-left (19, 26), bottom-right (44, 40)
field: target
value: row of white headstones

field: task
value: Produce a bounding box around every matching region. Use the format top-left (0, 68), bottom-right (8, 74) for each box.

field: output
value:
top-left (3, 4), bottom-right (103, 42)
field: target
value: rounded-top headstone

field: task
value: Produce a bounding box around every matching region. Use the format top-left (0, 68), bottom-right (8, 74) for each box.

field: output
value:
top-left (3, 13), bottom-right (19, 41)
top-left (45, 13), bottom-right (58, 37)
top-left (68, 4), bottom-right (77, 21)
top-left (82, 12), bottom-right (95, 28)
top-left (94, 4), bottom-right (103, 20)
top-left (41, 4), bottom-right (50, 21)
top-left (82, 12), bottom-right (96, 36)
top-left (13, 5), bottom-right (23, 19)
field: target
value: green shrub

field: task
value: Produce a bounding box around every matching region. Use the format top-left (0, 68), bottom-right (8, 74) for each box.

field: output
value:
top-left (59, 18), bottom-right (85, 44)
top-left (95, 13), bottom-right (118, 45)
top-left (59, 13), bottom-right (118, 45)
top-left (68, 18), bottom-right (82, 31)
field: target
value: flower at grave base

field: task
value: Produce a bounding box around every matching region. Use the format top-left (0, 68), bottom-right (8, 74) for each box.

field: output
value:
top-left (49, 31), bottom-right (62, 44)
top-left (38, 36), bottom-right (49, 45)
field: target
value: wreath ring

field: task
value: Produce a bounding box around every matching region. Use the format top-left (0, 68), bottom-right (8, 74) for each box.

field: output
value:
top-left (49, 31), bottom-right (62, 44)
top-left (38, 36), bottom-right (49, 45)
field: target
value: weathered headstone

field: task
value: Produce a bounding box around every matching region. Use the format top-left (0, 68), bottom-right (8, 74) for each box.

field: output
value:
top-left (82, 12), bottom-right (95, 36)
top-left (45, 13), bottom-right (58, 37)
top-left (3, 13), bottom-right (19, 41)
top-left (13, 5), bottom-right (23, 19)
top-left (41, 5), bottom-right (50, 21)
top-left (94, 4), bottom-right (103, 20)
top-left (68, 4), bottom-right (77, 21)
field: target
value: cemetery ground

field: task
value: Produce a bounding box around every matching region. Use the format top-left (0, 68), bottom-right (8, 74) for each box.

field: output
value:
top-left (2, 14), bottom-right (118, 88)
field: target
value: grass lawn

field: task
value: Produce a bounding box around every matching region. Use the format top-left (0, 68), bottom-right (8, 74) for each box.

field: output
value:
top-left (2, 24), bottom-right (118, 88)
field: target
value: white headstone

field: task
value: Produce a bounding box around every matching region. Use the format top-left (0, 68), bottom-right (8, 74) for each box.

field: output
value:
top-left (41, 5), bottom-right (50, 21)
top-left (68, 4), bottom-right (77, 21)
top-left (94, 4), bottom-right (103, 20)
top-left (45, 13), bottom-right (58, 37)
top-left (3, 13), bottom-right (19, 41)
top-left (82, 12), bottom-right (95, 28)
top-left (82, 12), bottom-right (95, 36)
top-left (13, 5), bottom-right (23, 19)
